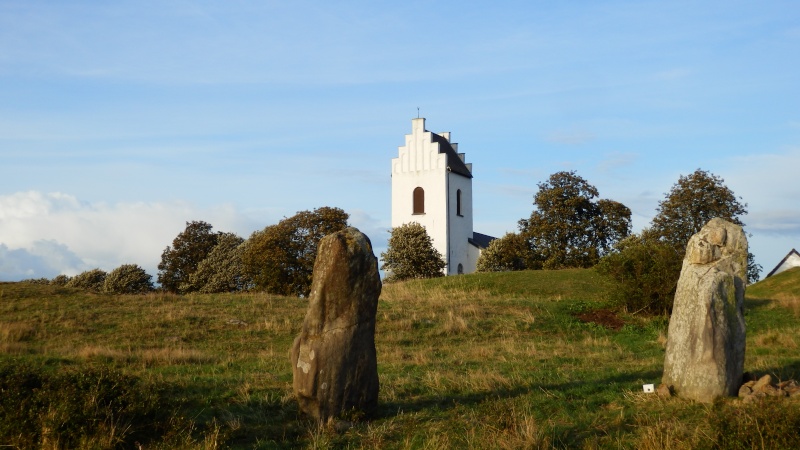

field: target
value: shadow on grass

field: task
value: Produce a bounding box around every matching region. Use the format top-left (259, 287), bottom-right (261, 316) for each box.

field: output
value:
top-left (756, 360), bottom-right (800, 381)
top-left (376, 369), bottom-right (663, 446)
top-left (744, 297), bottom-right (773, 309)
top-left (378, 369), bottom-right (663, 418)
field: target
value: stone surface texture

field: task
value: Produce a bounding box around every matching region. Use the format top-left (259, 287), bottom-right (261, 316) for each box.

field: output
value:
top-left (662, 218), bottom-right (748, 403)
top-left (290, 227), bottom-right (381, 423)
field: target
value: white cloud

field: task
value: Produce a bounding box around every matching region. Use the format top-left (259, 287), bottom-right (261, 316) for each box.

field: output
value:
top-left (0, 191), bottom-right (259, 281)
top-left (0, 241), bottom-right (83, 280)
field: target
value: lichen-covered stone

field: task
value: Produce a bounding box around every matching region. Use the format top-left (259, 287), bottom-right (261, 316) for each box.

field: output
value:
top-left (662, 218), bottom-right (748, 403)
top-left (290, 227), bottom-right (381, 423)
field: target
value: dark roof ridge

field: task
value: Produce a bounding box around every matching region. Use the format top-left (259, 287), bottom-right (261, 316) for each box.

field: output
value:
top-left (765, 248), bottom-right (800, 278)
top-left (430, 132), bottom-right (473, 179)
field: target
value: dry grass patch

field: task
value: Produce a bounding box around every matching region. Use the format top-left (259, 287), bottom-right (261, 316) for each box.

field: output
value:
top-left (0, 322), bottom-right (37, 343)
top-left (441, 310), bottom-right (469, 335)
top-left (775, 294), bottom-right (800, 317)
top-left (753, 328), bottom-right (799, 348)
top-left (464, 368), bottom-right (514, 392)
top-left (75, 345), bottom-right (130, 361)
top-left (138, 347), bottom-right (214, 365)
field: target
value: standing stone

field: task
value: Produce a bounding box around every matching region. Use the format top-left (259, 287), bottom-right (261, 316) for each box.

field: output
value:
top-left (290, 227), bottom-right (381, 423)
top-left (662, 218), bottom-right (748, 403)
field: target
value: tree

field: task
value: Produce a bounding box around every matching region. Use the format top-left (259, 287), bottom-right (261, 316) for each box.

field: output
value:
top-left (598, 169), bottom-right (760, 315)
top-left (66, 268), bottom-right (108, 292)
top-left (651, 168), bottom-right (761, 283)
top-left (157, 221), bottom-right (220, 294)
top-left (476, 232), bottom-right (529, 272)
top-left (519, 171), bottom-right (632, 269)
top-left (651, 169), bottom-right (748, 246)
top-left (104, 264), bottom-right (154, 294)
top-left (242, 207), bottom-right (349, 297)
top-left (188, 233), bottom-right (249, 293)
top-left (380, 222), bottom-right (446, 281)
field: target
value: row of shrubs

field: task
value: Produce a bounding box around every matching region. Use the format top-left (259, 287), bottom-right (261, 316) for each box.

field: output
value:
top-left (20, 264), bottom-right (154, 294)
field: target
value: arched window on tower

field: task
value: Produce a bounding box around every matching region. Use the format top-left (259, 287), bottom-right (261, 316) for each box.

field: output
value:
top-left (413, 187), bottom-right (425, 214)
top-left (456, 189), bottom-right (463, 216)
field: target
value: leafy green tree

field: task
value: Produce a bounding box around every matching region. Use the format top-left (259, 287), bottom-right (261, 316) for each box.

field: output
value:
top-left (157, 221), bottom-right (220, 294)
top-left (104, 264), bottom-right (154, 294)
top-left (651, 169), bottom-right (748, 246)
top-left (381, 222), bottom-right (446, 281)
top-left (651, 168), bottom-right (761, 283)
top-left (66, 268), bottom-right (107, 292)
top-left (476, 232), bottom-right (529, 272)
top-left (188, 233), bottom-right (249, 293)
top-left (599, 168), bottom-right (761, 315)
top-left (519, 171), bottom-right (632, 269)
top-left (242, 207), bottom-right (349, 297)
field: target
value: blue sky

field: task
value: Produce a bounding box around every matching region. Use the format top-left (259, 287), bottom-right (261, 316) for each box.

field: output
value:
top-left (1, 0), bottom-right (799, 281)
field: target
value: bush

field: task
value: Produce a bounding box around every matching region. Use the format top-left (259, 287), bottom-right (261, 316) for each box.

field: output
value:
top-left (65, 268), bottom-right (108, 292)
top-left (476, 232), bottom-right (529, 272)
top-left (188, 232), bottom-right (250, 293)
top-left (50, 274), bottom-right (71, 286)
top-left (595, 233), bottom-right (682, 315)
top-left (104, 264), bottom-right (154, 294)
top-left (0, 362), bottom-right (180, 448)
top-left (20, 278), bottom-right (50, 285)
top-left (381, 222), bottom-right (446, 281)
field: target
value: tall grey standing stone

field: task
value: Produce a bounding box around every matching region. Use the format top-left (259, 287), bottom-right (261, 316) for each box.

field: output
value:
top-left (290, 227), bottom-right (381, 423)
top-left (662, 218), bottom-right (748, 403)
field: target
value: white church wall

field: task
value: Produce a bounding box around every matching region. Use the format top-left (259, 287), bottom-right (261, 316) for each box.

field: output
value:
top-left (390, 117), bottom-right (482, 276)
top-left (447, 171), bottom-right (474, 274)
top-left (391, 119), bottom-right (450, 270)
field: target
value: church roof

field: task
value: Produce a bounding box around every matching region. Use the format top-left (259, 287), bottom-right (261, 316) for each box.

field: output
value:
top-left (430, 132), bottom-right (473, 179)
top-left (469, 232), bottom-right (496, 249)
top-left (765, 248), bottom-right (800, 278)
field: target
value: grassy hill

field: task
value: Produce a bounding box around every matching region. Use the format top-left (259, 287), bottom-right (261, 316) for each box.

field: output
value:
top-left (749, 266), bottom-right (800, 299)
top-left (1, 269), bottom-right (799, 449)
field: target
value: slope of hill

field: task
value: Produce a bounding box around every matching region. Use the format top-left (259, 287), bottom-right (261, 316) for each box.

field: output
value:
top-left (748, 267), bottom-right (800, 299)
top-left (1, 269), bottom-right (799, 449)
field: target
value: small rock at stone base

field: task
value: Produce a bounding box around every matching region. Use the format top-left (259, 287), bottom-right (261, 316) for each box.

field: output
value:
top-left (753, 374), bottom-right (773, 391)
top-left (656, 383), bottom-right (672, 398)
top-left (738, 385), bottom-right (753, 397)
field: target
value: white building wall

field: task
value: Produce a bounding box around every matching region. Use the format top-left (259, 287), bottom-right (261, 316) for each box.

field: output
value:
top-left (391, 117), bottom-right (478, 275)
top-left (771, 251), bottom-right (800, 277)
top-left (391, 118), bottom-right (450, 270)
top-left (447, 171), bottom-right (474, 274)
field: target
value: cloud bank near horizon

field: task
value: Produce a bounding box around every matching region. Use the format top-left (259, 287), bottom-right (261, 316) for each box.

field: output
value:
top-left (0, 191), bottom-right (257, 281)
top-left (0, 191), bottom-right (389, 282)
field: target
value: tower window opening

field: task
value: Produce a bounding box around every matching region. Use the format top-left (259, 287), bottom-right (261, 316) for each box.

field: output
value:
top-left (456, 189), bottom-right (463, 216)
top-left (413, 187), bottom-right (425, 214)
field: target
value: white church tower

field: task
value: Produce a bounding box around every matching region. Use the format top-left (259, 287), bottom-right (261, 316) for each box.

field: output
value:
top-left (391, 118), bottom-right (492, 275)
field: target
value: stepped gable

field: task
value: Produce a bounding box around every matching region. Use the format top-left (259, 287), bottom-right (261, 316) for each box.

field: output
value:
top-left (430, 132), bottom-right (473, 179)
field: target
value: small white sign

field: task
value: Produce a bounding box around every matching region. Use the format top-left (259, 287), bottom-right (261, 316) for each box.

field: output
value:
top-left (643, 384), bottom-right (655, 393)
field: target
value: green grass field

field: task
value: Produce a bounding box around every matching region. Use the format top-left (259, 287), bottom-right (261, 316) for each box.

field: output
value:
top-left (1, 268), bottom-right (799, 449)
